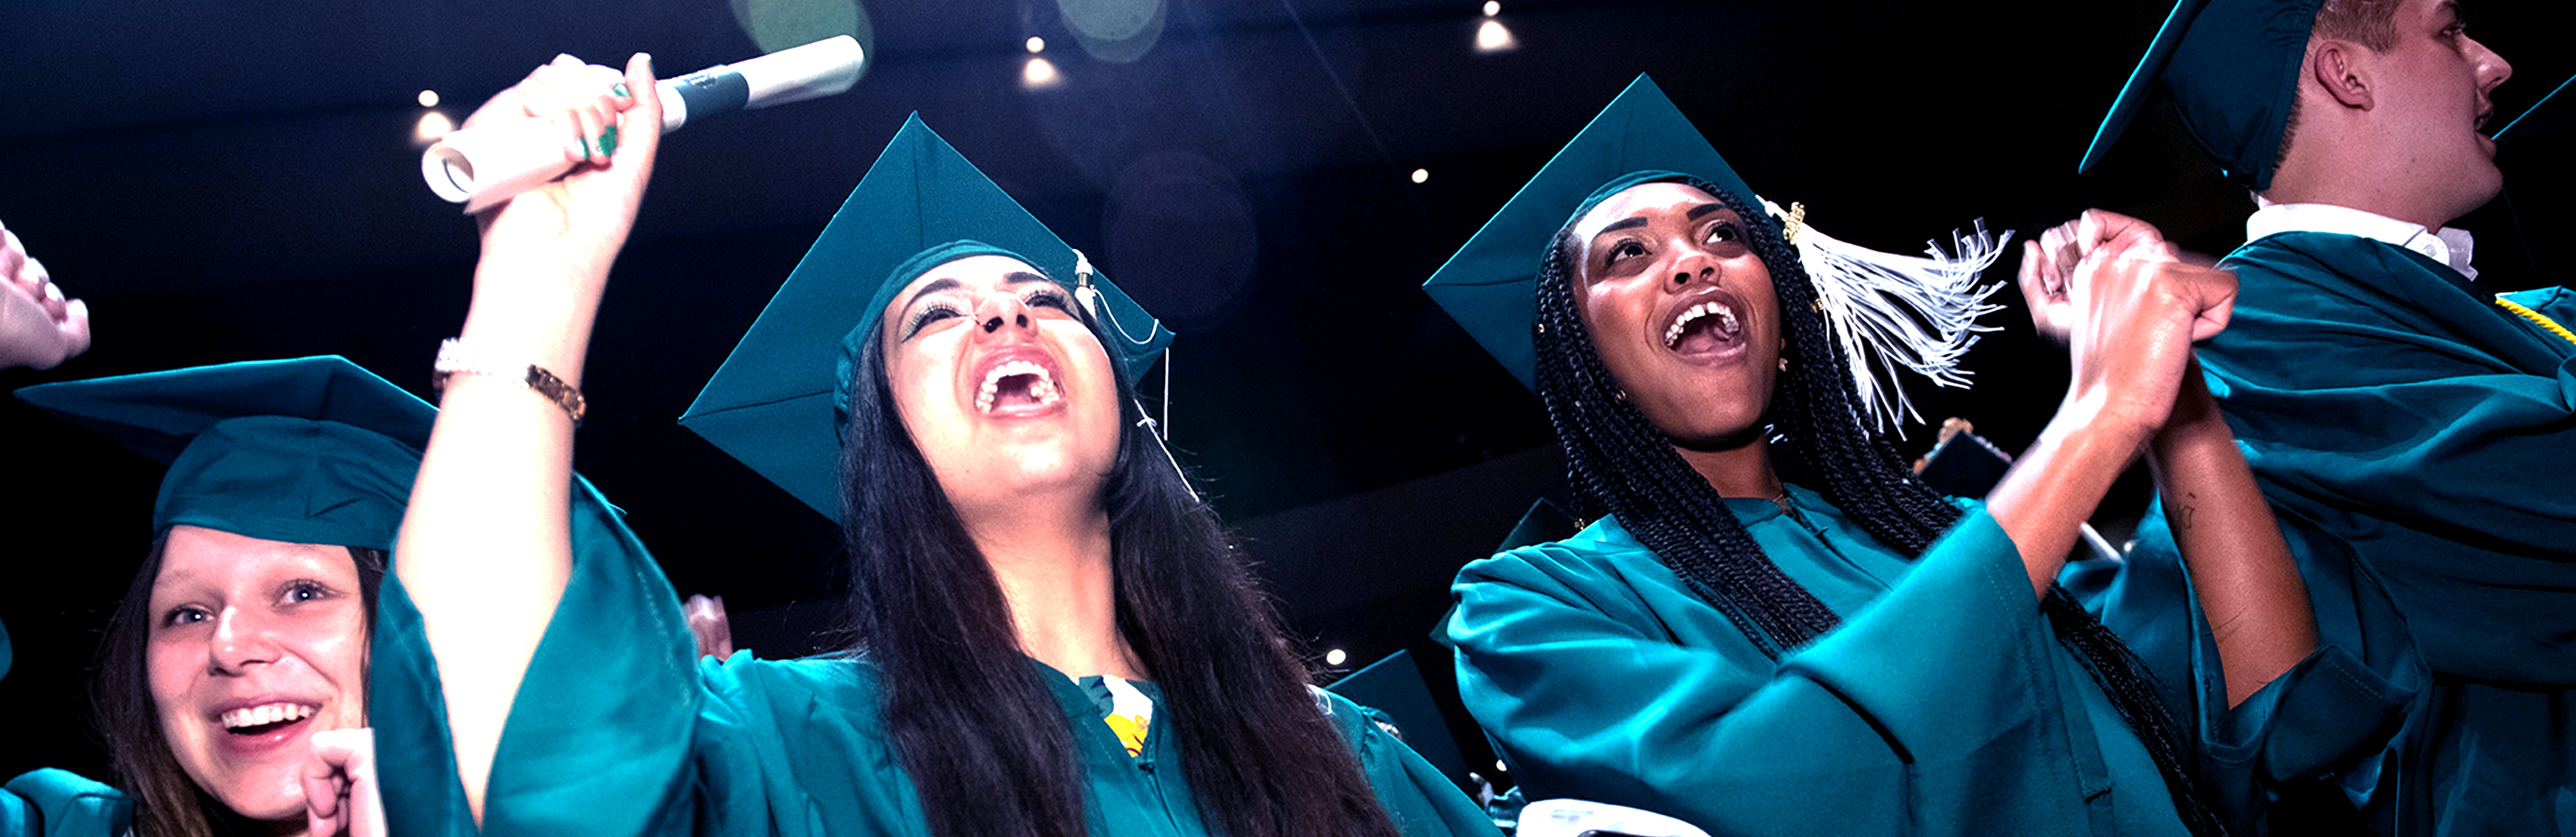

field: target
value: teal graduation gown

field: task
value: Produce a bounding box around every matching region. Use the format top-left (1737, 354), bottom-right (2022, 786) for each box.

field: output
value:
top-left (2195, 230), bottom-right (2576, 834)
top-left (1, 770), bottom-right (127, 837)
top-left (367, 487), bottom-right (1495, 837)
top-left (1446, 486), bottom-right (2410, 836)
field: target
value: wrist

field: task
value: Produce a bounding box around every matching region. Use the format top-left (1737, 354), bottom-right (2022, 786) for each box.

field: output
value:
top-left (2053, 388), bottom-right (2155, 457)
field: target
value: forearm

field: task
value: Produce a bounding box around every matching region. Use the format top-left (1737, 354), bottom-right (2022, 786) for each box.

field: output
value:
top-left (393, 253), bottom-right (603, 818)
top-left (2146, 368), bottom-right (2316, 708)
top-left (1985, 393), bottom-right (2143, 599)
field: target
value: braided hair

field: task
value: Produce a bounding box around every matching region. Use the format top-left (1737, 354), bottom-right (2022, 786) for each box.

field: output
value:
top-left (1531, 175), bottom-right (2230, 836)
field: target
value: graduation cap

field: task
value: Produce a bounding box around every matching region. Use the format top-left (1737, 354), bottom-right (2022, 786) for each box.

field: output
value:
top-left (681, 114), bottom-right (1173, 521)
top-left (2080, 0), bottom-right (2327, 189)
top-left (16, 355), bottom-right (437, 551)
top-left (1423, 75), bottom-right (1756, 395)
top-left (1424, 75), bottom-right (2002, 435)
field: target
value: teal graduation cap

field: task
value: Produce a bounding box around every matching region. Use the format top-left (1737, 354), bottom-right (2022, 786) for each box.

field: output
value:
top-left (682, 114), bottom-right (1173, 521)
top-left (16, 355), bottom-right (437, 550)
top-left (1423, 75), bottom-right (1760, 392)
top-left (2080, 0), bottom-right (2327, 189)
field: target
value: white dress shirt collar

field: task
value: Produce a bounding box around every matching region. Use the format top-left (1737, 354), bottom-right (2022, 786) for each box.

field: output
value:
top-left (2246, 198), bottom-right (2478, 281)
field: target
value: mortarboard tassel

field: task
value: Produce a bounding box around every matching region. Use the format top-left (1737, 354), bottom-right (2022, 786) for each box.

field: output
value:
top-left (1764, 200), bottom-right (2009, 438)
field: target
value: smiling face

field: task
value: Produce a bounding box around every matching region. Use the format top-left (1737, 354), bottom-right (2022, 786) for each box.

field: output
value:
top-left (144, 524), bottom-right (368, 823)
top-left (2362, 0), bottom-right (2514, 221)
top-left (878, 254), bottom-right (1122, 519)
top-left (1565, 182), bottom-right (1783, 449)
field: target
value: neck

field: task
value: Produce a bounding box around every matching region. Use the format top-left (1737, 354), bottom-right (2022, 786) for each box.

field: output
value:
top-left (2264, 124), bottom-right (2478, 231)
top-left (963, 501), bottom-right (1142, 681)
top-left (1674, 436), bottom-right (1785, 500)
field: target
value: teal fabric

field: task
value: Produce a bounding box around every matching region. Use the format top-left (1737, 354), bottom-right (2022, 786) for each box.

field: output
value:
top-left (0, 771), bottom-right (128, 837)
top-left (2087, 502), bottom-right (2427, 831)
top-left (15, 355), bottom-right (439, 550)
top-left (369, 504), bottom-right (1495, 837)
top-left (2197, 230), bottom-right (2576, 834)
top-left (681, 115), bottom-right (1171, 522)
top-left (2081, 0), bottom-right (2326, 189)
top-left (1447, 485), bottom-right (2412, 835)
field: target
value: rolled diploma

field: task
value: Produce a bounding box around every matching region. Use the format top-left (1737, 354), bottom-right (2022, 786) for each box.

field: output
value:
top-left (422, 35), bottom-right (864, 213)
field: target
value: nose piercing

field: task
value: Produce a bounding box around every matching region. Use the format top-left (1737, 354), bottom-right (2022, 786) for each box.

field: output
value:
top-left (980, 313), bottom-right (1030, 333)
top-left (982, 316), bottom-right (1003, 332)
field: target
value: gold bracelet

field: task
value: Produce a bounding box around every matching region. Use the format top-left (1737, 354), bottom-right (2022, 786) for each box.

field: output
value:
top-left (433, 337), bottom-right (587, 426)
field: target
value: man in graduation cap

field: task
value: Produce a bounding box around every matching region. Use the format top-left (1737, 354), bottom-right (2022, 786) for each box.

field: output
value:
top-left (2075, 0), bottom-right (2571, 832)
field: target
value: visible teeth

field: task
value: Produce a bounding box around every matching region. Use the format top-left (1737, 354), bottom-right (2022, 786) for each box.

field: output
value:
top-left (220, 702), bottom-right (316, 730)
top-left (974, 360), bottom-right (1059, 414)
top-left (1663, 301), bottom-right (1740, 348)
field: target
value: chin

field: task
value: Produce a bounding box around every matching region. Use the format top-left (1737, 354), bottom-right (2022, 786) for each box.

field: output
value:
top-left (207, 768), bottom-right (308, 823)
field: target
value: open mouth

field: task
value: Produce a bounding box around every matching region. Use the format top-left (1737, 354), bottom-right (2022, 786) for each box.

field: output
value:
top-left (219, 702), bottom-right (318, 736)
top-left (975, 359), bottom-right (1062, 414)
top-left (1663, 297), bottom-right (1745, 355)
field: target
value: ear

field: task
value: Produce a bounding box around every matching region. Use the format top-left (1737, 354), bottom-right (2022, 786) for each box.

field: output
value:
top-left (2309, 39), bottom-right (2374, 109)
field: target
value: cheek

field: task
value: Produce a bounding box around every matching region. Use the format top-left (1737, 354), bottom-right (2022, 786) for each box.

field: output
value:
top-left (144, 635), bottom-right (198, 715)
top-left (306, 607), bottom-right (371, 720)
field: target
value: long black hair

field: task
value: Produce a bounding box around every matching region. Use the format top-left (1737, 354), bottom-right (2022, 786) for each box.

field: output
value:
top-left (93, 534), bottom-right (387, 837)
top-left (1532, 176), bottom-right (2228, 836)
top-left (835, 288), bottom-right (1404, 837)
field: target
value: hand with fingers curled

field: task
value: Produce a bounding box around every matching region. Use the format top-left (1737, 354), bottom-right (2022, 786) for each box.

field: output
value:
top-left (462, 52), bottom-right (663, 317)
top-left (301, 727), bottom-right (386, 837)
top-left (0, 220), bottom-right (92, 371)
top-left (2019, 209), bottom-right (2239, 446)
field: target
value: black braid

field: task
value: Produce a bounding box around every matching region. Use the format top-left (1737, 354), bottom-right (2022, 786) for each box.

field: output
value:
top-left (1532, 176), bottom-right (2229, 836)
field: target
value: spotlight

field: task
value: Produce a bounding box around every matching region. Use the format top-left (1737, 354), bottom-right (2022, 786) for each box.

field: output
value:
top-left (417, 89), bottom-right (440, 108)
top-left (1410, 168), bottom-right (1430, 184)
top-left (1482, 1), bottom-right (1499, 16)
top-left (414, 111), bottom-right (454, 143)
top-left (1476, 19), bottom-right (1517, 53)
top-left (1495, 760), bottom-right (1509, 773)
top-left (1022, 56), bottom-right (1062, 89)
top-left (1026, 35), bottom-right (1046, 53)
top-left (1325, 648), bottom-right (1347, 666)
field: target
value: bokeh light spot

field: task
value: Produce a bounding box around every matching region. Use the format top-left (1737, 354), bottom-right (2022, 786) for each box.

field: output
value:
top-left (1058, 0), bottom-right (1166, 64)
top-left (733, 0), bottom-right (874, 80)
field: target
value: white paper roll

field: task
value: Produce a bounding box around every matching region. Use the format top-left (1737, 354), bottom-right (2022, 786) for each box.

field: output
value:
top-left (421, 116), bottom-right (577, 214)
top-left (421, 35), bottom-right (864, 212)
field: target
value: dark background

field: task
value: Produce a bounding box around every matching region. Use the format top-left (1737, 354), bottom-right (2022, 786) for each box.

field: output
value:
top-left (5, 0), bottom-right (2568, 785)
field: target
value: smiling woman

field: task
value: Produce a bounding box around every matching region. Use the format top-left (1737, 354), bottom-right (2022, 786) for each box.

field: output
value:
top-left (374, 53), bottom-right (1494, 837)
top-left (12, 357), bottom-right (438, 837)
top-left (1429, 77), bottom-right (2419, 836)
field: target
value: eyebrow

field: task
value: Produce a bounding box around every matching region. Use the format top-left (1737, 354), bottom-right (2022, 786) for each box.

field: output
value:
top-left (1686, 203), bottom-right (1730, 220)
top-left (901, 277), bottom-right (961, 312)
top-left (1003, 271), bottom-right (1052, 287)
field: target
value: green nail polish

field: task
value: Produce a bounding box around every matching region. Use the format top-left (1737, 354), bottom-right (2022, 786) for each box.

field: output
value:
top-left (600, 126), bottom-right (620, 157)
top-left (612, 82), bottom-right (630, 98)
top-left (578, 135), bottom-right (592, 160)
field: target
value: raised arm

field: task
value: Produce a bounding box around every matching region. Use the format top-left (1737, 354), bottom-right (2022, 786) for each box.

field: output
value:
top-left (393, 52), bottom-right (661, 821)
top-left (1989, 209), bottom-right (2239, 599)
top-left (2022, 209), bottom-right (2316, 707)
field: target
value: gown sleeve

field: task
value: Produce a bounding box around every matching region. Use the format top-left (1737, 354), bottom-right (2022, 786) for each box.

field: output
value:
top-left (2087, 502), bottom-right (2426, 834)
top-left (371, 476), bottom-right (699, 837)
top-left (1318, 692), bottom-right (1502, 837)
top-left (1446, 509), bottom-right (2089, 835)
top-left (0, 770), bottom-right (128, 837)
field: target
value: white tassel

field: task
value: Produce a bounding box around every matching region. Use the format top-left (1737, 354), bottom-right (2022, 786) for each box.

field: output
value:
top-left (1763, 200), bottom-right (2008, 439)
